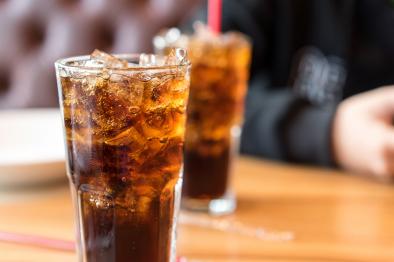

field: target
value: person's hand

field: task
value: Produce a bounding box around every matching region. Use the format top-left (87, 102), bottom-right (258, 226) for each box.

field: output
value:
top-left (332, 86), bottom-right (394, 181)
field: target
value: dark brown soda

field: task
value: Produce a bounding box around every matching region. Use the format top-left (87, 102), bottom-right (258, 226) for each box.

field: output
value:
top-left (78, 187), bottom-right (173, 262)
top-left (183, 146), bottom-right (230, 199)
top-left (181, 33), bottom-right (251, 203)
top-left (60, 59), bottom-right (189, 262)
top-left (68, 138), bottom-right (181, 262)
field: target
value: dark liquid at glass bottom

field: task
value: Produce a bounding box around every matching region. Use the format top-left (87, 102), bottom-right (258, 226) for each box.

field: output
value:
top-left (183, 146), bottom-right (230, 199)
top-left (77, 185), bottom-right (174, 262)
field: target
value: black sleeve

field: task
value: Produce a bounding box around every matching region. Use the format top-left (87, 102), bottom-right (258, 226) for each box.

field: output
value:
top-left (241, 74), bottom-right (337, 166)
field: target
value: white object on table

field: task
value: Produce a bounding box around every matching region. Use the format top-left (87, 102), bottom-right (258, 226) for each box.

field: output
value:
top-left (0, 109), bottom-right (66, 187)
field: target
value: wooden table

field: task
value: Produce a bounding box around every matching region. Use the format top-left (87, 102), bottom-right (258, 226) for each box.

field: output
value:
top-left (1, 157), bottom-right (394, 262)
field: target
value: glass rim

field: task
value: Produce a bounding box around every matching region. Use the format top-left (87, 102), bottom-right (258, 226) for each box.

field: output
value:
top-left (55, 53), bottom-right (191, 72)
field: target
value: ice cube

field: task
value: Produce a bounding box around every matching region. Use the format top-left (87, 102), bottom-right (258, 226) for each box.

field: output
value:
top-left (142, 74), bottom-right (174, 110)
top-left (135, 72), bottom-right (153, 82)
top-left (80, 185), bottom-right (114, 210)
top-left (90, 49), bottom-right (128, 68)
top-left (83, 59), bottom-right (105, 68)
top-left (145, 137), bottom-right (166, 157)
top-left (165, 48), bottom-right (188, 66)
top-left (139, 53), bottom-right (156, 66)
top-left (141, 107), bottom-right (174, 138)
top-left (104, 126), bottom-right (145, 147)
top-left (88, 74), bottom-right (145, 134)
top-left (109, 73), bottom-right (144, 107)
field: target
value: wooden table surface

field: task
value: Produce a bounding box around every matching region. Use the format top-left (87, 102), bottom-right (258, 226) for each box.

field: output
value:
top-left (1, 157), bottom-right (394, 262)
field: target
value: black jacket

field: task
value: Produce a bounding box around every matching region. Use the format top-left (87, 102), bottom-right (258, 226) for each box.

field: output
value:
top-left (191, 0), bottom-right (394, 166)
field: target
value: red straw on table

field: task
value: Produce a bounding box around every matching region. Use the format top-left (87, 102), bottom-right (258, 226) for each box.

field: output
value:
top-left (208, 0), bottom-right (222, 33)
top-left (0, 231), bottom-right (75, 252)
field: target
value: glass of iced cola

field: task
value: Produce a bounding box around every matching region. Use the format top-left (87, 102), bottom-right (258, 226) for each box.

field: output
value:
top-left (55, 49), bottom-right (190, 262)
top-left (154, 25), bottom-right (251, 215)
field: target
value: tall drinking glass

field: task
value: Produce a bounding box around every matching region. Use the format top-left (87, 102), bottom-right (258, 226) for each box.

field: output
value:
top-left (55, 50), bottom-right (190, 262)
top-left (154, 27), bottom-right (251, 215)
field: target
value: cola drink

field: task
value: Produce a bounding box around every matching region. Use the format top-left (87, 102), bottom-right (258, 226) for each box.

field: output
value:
top-left (154, 26), bottom-right (251, 214)
top-left (55, 50), bottom-right (190, 262)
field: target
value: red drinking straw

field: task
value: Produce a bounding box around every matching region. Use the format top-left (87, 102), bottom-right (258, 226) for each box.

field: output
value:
top-left (208, 0), bottom-right (222, 34)
top-left (0, 231), bottom-right (75, 252)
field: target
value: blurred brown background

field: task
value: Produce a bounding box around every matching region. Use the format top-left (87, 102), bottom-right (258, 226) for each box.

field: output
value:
top-left (0, 0), bottom-right (200, 108)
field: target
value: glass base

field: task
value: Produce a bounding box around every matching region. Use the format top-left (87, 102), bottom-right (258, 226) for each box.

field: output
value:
top-left (181, 192), bottom-right (236, 215)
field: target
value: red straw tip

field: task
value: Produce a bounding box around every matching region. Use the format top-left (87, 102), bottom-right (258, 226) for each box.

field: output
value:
top-left (208, 0), bottom-right (222, 34)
